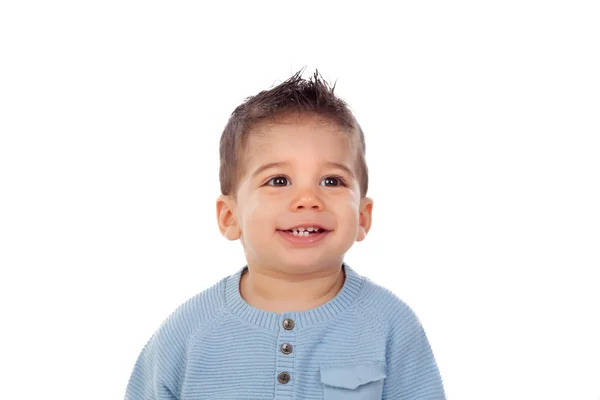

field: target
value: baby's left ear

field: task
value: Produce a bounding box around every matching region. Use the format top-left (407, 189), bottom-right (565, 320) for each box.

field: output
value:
top-left (356, 197), bottom-right (374, 242)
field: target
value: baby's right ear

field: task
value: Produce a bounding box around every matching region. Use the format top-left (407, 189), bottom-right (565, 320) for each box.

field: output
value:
top-left (216, 194), bottom-right (241, 241)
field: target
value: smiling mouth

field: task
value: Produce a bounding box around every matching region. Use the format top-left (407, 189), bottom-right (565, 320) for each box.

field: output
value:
top-left (278, 227), bottom-right (328, 237)
top-left (276, 227), bottom-right (331, 245)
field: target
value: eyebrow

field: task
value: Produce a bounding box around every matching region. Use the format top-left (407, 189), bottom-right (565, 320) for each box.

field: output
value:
top-left (251, 161), bottom-right (355, 179)
top-left (325, 162), bottom-right (355, 178)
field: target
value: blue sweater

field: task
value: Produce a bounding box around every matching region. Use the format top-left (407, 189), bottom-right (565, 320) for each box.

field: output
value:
top-left (125, 264), bottom-right (446, 399)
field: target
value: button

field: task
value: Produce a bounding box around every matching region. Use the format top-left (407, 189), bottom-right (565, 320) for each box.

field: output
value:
top-left (280, 343), bottom-right (293, 354)
top-left (277, 372), bottom-right (291, 384)
top-left (283, 318), bottom-right (295, 330)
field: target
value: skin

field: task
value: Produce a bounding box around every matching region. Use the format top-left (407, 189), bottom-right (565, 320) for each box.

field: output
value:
top-left (216, 113), bottom-right (373, 313)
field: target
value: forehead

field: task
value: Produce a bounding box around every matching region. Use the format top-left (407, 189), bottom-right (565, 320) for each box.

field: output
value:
top-left (245, 114), bottom-right (356, 163)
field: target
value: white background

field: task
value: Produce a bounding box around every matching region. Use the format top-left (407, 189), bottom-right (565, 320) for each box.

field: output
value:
top-left (1, 1), bottom-right (599, 399)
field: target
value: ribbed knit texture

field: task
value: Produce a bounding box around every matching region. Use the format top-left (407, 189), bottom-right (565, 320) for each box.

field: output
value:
top-left (125, 264), bottom-right (446, 399)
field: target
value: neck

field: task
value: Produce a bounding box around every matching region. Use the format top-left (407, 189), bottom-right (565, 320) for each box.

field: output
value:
top-left (239, 264), bottom-right (346, 314)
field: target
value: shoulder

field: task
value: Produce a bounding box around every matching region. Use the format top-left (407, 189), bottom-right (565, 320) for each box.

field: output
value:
top-left (155, 275), bottom-right (229, 344)
top-left (136, 275), bottom-right (230, 388)
top-left (126, 275), bottom-right (231, 397)
top-left (354, 277), bottom-right (446, 398)
top-left (354, 275), bottom-right (424, 337)
top-left (141, 274), bottom-right (230, 367)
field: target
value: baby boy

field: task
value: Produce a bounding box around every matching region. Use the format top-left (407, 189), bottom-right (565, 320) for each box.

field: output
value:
top-left (125, 70), bottom-right (446, 399)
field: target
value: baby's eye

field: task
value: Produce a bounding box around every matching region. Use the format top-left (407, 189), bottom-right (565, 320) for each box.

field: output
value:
top-left (267, 176), bottom-right (290, 187)
top-left (320, 176), bottom-right (346, 187)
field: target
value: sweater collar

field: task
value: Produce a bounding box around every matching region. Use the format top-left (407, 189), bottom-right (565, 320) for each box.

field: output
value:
top-left (224, 263), bottom-right (363, 330)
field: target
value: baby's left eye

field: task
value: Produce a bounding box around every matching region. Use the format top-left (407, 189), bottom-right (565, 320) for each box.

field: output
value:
top-left (320, 176), bottom-right (345, 187)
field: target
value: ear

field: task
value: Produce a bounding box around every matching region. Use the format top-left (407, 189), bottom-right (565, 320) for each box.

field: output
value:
top-left (356, 197), bottom-right (373, 242)
top-left (216, 194), bottom-right (241, 241)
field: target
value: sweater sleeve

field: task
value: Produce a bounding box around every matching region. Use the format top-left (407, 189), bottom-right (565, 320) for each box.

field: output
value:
top-left (382, 305), bottom-right (446, 400)
top-left (124, 331), bottom-right (179, 400)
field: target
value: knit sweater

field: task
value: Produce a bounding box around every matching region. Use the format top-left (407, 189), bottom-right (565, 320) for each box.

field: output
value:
top-left (125, 264), bottom-right (446, 399)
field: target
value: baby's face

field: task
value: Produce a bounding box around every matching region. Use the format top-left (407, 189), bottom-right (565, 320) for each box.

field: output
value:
top-left (229, 114), bottom-right (372, 275)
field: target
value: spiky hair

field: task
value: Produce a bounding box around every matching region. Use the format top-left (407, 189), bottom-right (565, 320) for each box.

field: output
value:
top-left (219, 69), bottom-right (368, 198)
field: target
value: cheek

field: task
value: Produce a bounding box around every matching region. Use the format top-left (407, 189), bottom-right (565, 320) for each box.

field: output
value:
top-left (242, 197), bottom-right (274, 232)
top-left (337, 198), bottom-right (362, 233)
top-left (338, 196), bottom-right (360, 216)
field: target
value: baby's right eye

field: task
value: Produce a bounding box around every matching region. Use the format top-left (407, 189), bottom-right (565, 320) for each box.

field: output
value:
top-left (267, 176), bottom-right (290, 187)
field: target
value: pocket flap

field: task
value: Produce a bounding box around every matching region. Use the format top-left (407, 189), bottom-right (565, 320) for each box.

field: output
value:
top-left (320, 361), bottom-right (386, 390)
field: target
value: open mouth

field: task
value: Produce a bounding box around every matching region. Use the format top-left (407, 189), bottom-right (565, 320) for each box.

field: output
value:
top-left (280, 227), bottom-right (327, 237)
top-left (276, 227), bottom-right (331, 245)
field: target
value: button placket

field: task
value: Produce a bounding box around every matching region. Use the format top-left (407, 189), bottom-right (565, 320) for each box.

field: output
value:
top-left (275, 316), bottom-right (297, 399)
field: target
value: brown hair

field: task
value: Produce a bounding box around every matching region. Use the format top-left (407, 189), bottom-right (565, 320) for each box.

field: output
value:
top-left (219, 69), bottom-right (368, 199)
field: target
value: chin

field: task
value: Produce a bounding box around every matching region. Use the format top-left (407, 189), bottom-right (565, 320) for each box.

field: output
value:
top-left (278, 258), bottom-right (342, 271)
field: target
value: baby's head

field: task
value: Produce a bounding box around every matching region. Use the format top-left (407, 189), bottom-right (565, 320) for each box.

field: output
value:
top-left (216, 70), bottom-right (373, 276)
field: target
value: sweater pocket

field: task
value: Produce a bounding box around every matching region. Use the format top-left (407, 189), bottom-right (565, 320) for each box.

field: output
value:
top-left (320, 361), bottom-right (386, 400)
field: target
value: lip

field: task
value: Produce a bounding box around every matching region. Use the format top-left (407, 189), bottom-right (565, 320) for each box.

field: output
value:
top-left (281, 223), bottom-right (331, 231)
top-left (277, 229), bottom-right (330, 246)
